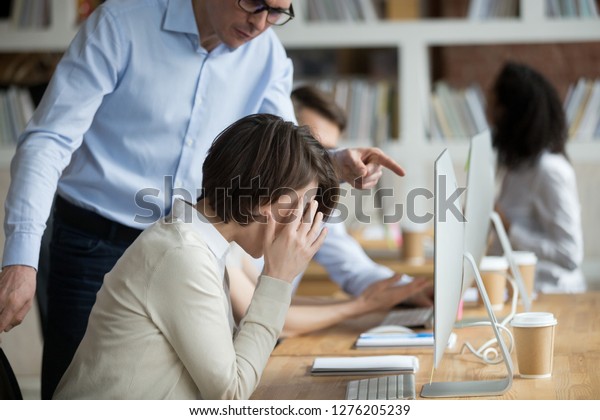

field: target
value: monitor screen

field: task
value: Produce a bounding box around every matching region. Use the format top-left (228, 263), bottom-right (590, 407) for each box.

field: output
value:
top-left (432, 149), bottom-right (465, 368)
top-left (462, 130), bottom-right (496, 293)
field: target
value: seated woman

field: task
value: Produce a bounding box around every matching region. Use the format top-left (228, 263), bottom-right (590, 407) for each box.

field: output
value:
top-left (228, 86), bottom-right (431, 338)
top-left (490, 62), bottom-right (585, 293)
top-left (53, 114), bottom-right (339, 399)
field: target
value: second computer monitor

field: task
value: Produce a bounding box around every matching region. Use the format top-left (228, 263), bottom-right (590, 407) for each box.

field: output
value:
top-left (462, 130), bottom-right (495, 293)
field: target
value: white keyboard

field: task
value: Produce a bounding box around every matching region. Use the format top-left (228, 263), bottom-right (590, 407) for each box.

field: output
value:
top-left (381, 307), bottom-right (433, 328)
top-left (345, 374), bottom-right (416, 400)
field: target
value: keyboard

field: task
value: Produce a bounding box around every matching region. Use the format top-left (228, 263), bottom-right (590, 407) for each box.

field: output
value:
top-left (381, 307), bottom-right (433, 328)
top-left (345, 374), bottom-right (416, 400)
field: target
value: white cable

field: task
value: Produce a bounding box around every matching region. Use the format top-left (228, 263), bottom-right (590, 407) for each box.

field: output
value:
top-left (461, 322), bottom-right (514, 364)
top-left (459, 278), bottom-right (518, 364)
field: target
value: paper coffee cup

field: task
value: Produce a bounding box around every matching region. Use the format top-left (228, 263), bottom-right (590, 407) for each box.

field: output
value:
top-left (511, 312), bottom-right (557, 379)
top-left (478, 256), bottom-right (508, 311)
top-left (401, 229), bottom-right (425, 264)
top-left (509, 251), bottom-right (538, 301)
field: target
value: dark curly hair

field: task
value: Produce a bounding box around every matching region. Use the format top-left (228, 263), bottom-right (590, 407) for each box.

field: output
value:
top-left (492, 62), bottom-right (568, 170)
top-left (200, 114), bottom-right (339, 225)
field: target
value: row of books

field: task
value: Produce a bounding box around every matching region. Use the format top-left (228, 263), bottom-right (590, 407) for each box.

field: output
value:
top-left (309, 78), bottom-right (398, 146)
top-left (306, 0), bottom-right (380, 22)
top-left (429, 82), bottom-right (489, 141)
top-left (0, 86), bottom-right (34, 147)
top-left (468, 0), bottom-right (519, 19)
top-left (304, 0), bottom-right (599, 21)
top-left (1, 79), bottom-right (597, 148)
top-left (430, 78), bottom-right (600, 142)
top-left (9, 0), bottom-right (50, 29)
top-left (546, 0), bottom-right (599, 17)
top-left (565, 78), bottom-right (600, 141)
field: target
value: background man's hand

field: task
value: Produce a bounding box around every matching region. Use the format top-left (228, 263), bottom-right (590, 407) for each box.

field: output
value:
top-left (331, 147), bottom-right (405, 189)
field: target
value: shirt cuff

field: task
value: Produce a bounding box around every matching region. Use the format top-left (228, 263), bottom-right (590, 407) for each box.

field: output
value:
top-left (2, 232), bottom-right (42, 270)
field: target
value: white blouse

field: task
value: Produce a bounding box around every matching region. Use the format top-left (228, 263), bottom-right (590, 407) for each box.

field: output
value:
top-left (493, 151), bottom-right (585, 293)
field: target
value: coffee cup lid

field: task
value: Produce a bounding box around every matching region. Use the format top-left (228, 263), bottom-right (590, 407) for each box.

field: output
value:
top-left (511, 251), bottom-right (538, 265)
top-left (480, 256), bottom-right (509, 272)
top-left (511, 312), bottom-right (557, 328)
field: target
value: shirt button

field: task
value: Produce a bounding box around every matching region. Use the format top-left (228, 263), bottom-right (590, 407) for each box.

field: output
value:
top-left (185, 138), bottom-right (194, 147)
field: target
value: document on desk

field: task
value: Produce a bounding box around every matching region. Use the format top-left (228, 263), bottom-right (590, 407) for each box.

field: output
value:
top-left (311, 355), bottom-right (419, 376)
top-left (355, 332), bottom-right (457, 348)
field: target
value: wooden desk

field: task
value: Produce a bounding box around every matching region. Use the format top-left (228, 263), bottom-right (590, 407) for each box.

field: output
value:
top-left (252, 293), bottom-right (600, 399)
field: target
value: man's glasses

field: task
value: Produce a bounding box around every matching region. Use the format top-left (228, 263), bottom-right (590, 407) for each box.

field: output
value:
top-left (237, 0), bottom-right (295, 26)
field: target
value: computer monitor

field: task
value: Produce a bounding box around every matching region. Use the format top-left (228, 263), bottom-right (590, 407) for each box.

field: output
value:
top-left (462, 130), bottom-right (496, 292)
top-left (421, 149), bottom-right (513, 398)
top-left (462, 130), bottom-right (532, 311)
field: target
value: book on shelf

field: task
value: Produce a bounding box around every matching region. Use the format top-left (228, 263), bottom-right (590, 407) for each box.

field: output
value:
top-left (386, 0), bottom-right (421, 20)
top-left (546, 0), bottom-right (599, 17)
top-left (565, 78), bottom-right (600, 141)
top-left (359, 0), bottom-right (379, 21)
top-left (577, 81), bottom-right (600, 140)
top-left (0, 86), bottom-right (34, 147)
top-left (565, 78), bottom-right (588, 125)
top-left (10, 0), bottom-right (50, 29)
top-left (306, 0), bottom-right (381, 22)
top-left (301, 78), bottom-right (397, 146)
top-left (429, 82), bottom-right (489, 142)
top-left (468, 0), bottom-right (519, 19)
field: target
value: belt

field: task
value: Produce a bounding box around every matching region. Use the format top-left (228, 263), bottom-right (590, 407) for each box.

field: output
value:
top-left (54, 196), bottom-right (143, 244)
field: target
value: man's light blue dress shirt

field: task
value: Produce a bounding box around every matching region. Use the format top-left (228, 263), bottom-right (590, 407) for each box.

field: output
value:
top-left (3, 0), bottom-right (294, 268)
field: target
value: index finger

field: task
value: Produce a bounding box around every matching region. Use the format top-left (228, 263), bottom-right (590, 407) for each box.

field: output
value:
top-left (366, 151), bottom-right (405, 177)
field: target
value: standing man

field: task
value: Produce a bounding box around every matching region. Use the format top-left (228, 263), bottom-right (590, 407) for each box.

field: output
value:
top-left (0, 0), bottom-right (403, 399)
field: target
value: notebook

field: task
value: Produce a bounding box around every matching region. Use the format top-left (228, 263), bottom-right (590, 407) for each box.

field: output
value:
top-left (311, 355), bottom-right (419, 376)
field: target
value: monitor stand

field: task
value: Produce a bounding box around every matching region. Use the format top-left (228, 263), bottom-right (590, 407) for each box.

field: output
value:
top-left (421, 252), bottom-right (514, 398)
top-left (490, 211), bottom-right (532, 312)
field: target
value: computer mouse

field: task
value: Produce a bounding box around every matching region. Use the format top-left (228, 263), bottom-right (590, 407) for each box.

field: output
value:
top-left (364, 325), bottom-right (415, 335)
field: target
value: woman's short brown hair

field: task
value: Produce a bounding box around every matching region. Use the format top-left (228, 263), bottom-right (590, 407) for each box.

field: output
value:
top-left (200, 114), bottom-right (339, 225)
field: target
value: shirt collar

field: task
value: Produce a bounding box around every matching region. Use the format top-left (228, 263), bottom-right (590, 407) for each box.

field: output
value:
top-left (163, 0), bottom-right (198, 36)
top-left (163, 0), bottom-right (232, 55)
top-left (171, 199), bottom-right (230, 262)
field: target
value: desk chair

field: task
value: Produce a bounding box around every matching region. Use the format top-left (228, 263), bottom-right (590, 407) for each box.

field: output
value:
top-left (0, 347), bottom-right (23, 399)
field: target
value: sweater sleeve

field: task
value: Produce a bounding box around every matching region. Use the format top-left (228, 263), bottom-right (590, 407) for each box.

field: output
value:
top-left (146, 246), bottom-right (292, 399)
